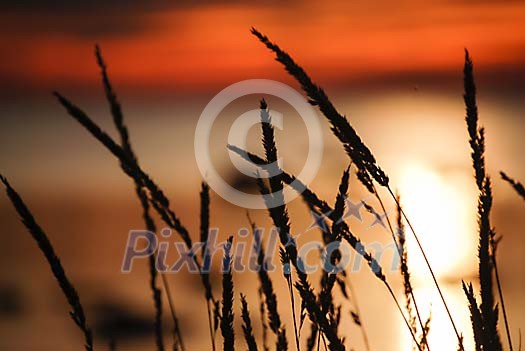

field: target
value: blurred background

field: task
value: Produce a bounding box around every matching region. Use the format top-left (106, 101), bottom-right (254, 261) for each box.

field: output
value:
top-left (0, 1), bottom-right (524, 350)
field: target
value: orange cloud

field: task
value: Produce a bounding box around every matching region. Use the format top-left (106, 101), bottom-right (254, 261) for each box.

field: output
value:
top-left (1, 1), bottom-right (524, 94)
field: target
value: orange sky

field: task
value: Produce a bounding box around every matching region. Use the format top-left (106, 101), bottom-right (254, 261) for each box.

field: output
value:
top-left (1, 0), bottom-right (525, 94)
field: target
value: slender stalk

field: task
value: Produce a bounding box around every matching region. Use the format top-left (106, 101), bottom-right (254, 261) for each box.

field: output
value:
top-left (306, 322), bottom-right (318, 351)
top-left (463, 281), bottom-right (483, 351)
top-left (240, 294), bottom-right (259, 351)
top-left (320, 334), bottom-right (328, 351)
top-left (259, 99), bottom-right (300, 351)
top-left (464, 50), bottom-right (505, 351)
top-left (257, 173), bottom-right (344, 351)
top-left (206, 299), bottom-right (216, 351)
top-left (220, 237), bottom-right (235, 351)
top-left (199, 182), bottom-right (216, 351)
top-left (248, 217), bottom-right (288, 351)
top-left (346, 279), bottom-right (370, 351)
top-left (1, 176), bottom-right (94, 351)
top-left (372, 185), bottom-right (429, 351)
top-left (292, 270), bottom-right (346, 351)
top-left (500, 171), bottom-right (525, 202)
top-left (492, 245), bottom-right (513, 351)
top-left (95, 45), bottom-right (189, 351)
top-left (389, 186), bottom-right (463, 349)
top-left (256, 286), bottom-right (270, 351)
top-left (316, 167), bottom-right (350, 344)
top-left (287, 274), bottom-right (301, 351)
top-left (385, 283), bottom-right (422, 348)
top-left (54, 92), bottom-right (193, 249)
top-left (161, 274), bottom-right (185, 351)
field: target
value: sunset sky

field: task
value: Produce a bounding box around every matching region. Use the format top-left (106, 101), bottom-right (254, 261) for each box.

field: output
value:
top-left (1, 0), bottom-right (523, 195)
top-left (1, 0), bottom-right (525, 95)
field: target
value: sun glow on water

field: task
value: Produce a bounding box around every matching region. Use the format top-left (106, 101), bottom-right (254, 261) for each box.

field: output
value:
top-left (397, 163), bottom-right (478, 351)
top-left (399, 284), bottom-right (475, 351)
top-left (398, 163), bottom-right (477, 280)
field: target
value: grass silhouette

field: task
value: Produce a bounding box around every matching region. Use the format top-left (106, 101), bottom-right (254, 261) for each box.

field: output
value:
top-left (1, 29), bottom-right (521, 351)
top-left (0, 175), bottom-right (94, 351)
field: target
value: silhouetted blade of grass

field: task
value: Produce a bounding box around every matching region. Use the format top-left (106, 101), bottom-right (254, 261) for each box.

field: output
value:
top-left (221, 237), bottom-right (235, 351)
top-left (213, 300), bottom-right (221, 334)
top-left (200, 182), bottom-right (214, 302)
top-left (464, 49), bottom-right (505, 351)
top-left (298, 299), bottom-right (307, 336)
top-left (54, 92), bottom-right (193, 250)
top-left (0, 175), bottom-right (94, 351)
top-left (464, 51), bottom-right (485, 190)
top-left (257, 287), bottom-right (270, 351)
top-left (419, 314), bottom-right (432, 351)
top-left (199, 182), bottom-right (217, 351)
top-left (251, 28), bottom-right (388, 188)
top-left (306, 322), bottom-right (318, 351)
top-left (500, 171), bottom-right (525, 202)
top-left (95, 46), bottom-right (188, 351)
top-left (294, 275), bottom-right (345, 351)
top-left (396, 196), bottom-right (417, 336)
top-left (200, 182), bottom-right (211, 266)
top-left (240, 294), bottom-right (259, 351)
top-left (356, 168), bottom-right (375, 195)
top-left (318, 167), bottom-right (350, 340)
top-left (332, 167), bottom-right (350, 239)
top-left (257, 170), bottom-right (343, 350)
top-left (258, 99), bottom-right (300, 350)
top-left (277, 329), bottom-right (288, 351)
top-left (148, 254), bottom-right (165, 351)
top-left (259, 99), bottom-right (291, 246)
top-left (95, 45), bottom-right (135, 162)
top-left (462, 281), bottom-right (484, 351)
top-left (248, 218), bottom-right (287, 351)
top-left (396, 195), bottom-right (429, 351)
